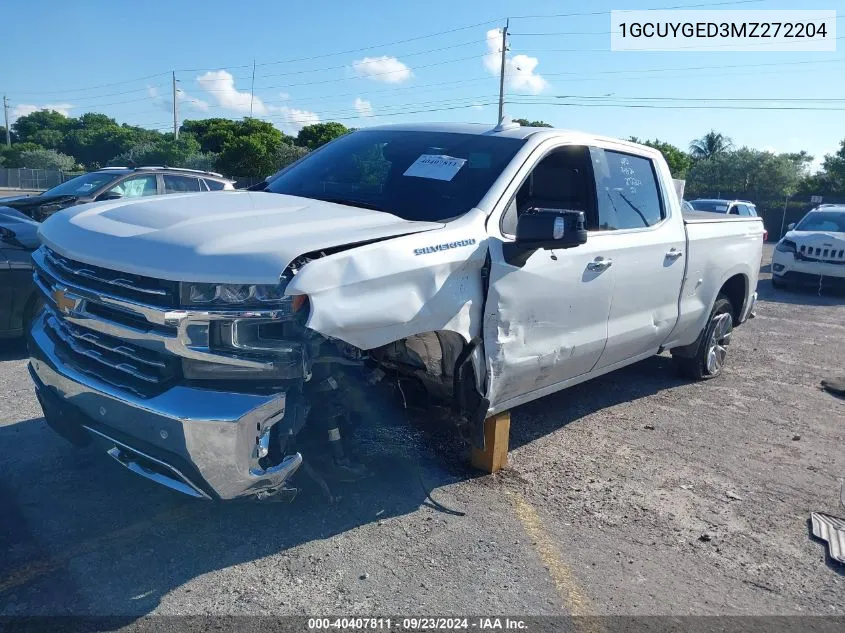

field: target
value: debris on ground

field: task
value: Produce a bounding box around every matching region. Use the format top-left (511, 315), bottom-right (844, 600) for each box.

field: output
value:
top-left (810, 512), bottom-right (845, 565)
top-left (725, 490), bottom-right (743, 501)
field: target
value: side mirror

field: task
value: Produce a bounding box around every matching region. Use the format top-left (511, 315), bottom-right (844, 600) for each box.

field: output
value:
top-left (787, 222), bottom-right (795, 231)
top-left (504, 209), bottom-right (588, 267)
top-left (98, 190), bottom-right (123, 201)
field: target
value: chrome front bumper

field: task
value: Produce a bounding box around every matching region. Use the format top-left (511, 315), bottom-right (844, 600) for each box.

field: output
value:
top-left (29, 311), bottom-right (302, 500)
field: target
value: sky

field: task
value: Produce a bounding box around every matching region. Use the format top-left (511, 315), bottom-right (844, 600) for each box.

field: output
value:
top-left (1, 0), bottom-right (842, 170)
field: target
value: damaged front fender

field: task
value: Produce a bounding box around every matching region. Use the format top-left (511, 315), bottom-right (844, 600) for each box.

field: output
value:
top-left (286, 209), bottom-right (489, 351)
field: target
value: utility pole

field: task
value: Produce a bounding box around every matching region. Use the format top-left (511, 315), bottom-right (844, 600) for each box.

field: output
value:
top-left (249, 59), bottom-right (256, 118)
top-left (172, 71), bottom-right (179, 140)
top-left (497, 19), bottom-right (509, 125)
top-left (3, 95), bottom-right (10, 148)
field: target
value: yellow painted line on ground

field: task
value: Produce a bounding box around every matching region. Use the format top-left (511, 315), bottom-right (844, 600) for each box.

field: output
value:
top-left (0, 504), bottom-right (200, 594)
top-left (508, 489), bottom-right (600, 626)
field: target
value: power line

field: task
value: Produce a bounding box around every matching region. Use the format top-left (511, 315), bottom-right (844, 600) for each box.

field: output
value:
top-left (540, 56), bottom-right (845, 79)
top-left (506, 99), bottom-right (845, 111)
top-left (174, 19), bottom-right (502, 73)
top-left (200, 53), bottom-right (483, 93)
top-left (508, 0), bottom-right (766, 20)
top-left (11, 72), bottom-right (171, 96)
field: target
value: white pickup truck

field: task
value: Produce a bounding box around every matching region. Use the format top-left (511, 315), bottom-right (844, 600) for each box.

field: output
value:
top-left (28, 122), bottom-right (764, 501)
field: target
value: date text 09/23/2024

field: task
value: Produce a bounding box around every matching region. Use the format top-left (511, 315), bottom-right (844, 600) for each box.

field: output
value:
top-left (307, 617), bottom-right (528, 630)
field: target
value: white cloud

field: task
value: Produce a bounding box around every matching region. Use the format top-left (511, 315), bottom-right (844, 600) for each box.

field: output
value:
top-left (193, 70), bottom-right (319, 133)
top-left (179, 89), bottom-right (209, 111)
top-left (11, 103), bottom-right (73, 120)
top-left (147, 85), bottom-right (209, 113)
top-left (351, 56), bottom-right (412, 83)
top-left (484, 28), bottom-right (548, 94)
top-left (196, 69), bottom-right (268, 115)
top-left (471, 102), bottom-right (486, 110)
top-left (274, 106), bottom-right (320, 133)
top-left (354, 97), bottom-right (374, 117)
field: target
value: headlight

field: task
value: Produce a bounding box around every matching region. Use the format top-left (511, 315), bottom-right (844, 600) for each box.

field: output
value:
top-left (180, 281), bottom-right (292, 308)
top-left (776, 239), bottom-right (796, 253)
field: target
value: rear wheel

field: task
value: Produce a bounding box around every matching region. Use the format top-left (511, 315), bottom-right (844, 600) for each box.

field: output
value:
top-left (672, 295), bottom-right (734, 380)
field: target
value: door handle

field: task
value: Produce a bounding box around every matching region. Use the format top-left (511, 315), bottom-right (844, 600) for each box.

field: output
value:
top-left (665, 249), bottom-right (683, 259)
top-left (587, 257), bottom-right (612, 272)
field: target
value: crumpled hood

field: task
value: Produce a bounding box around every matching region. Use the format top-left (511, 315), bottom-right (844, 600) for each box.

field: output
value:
top-left (38, 191), bottom-right (444, 284)
top-left (786, 229), bottom-right (845, 254)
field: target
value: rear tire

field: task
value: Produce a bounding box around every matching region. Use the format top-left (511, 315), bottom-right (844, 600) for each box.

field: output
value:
top-left (672, 295), bottom-right (734, 381)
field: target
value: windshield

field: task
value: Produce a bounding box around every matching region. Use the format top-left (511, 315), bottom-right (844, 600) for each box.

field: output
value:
top-left (795, 210), bottom-right (845, 233)
top-left (41, 172), bottom-right (121, 197)
top-left (690, 200), bottom-right (729, 213)
top-left (265, 130), bottom-right (525, 222)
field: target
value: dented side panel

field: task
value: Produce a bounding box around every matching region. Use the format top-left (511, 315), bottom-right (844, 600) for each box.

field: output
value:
top-left (483, 239), bottom-right (615, 411)
top-left (287, 209), bottom-right (489, 350)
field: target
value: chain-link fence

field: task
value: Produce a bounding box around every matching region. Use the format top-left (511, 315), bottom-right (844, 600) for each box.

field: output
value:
top-left (0, 168), bottom-right (84, 191)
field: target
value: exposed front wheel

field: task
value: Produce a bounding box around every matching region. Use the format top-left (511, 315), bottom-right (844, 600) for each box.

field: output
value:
top-left (672, 295), bottom-right (734, 380)
top-left (771, 277), bottom-right (786, 290)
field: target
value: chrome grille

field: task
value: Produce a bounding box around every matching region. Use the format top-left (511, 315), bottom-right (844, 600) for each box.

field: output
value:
top-left (798, 244), bottom-right (845, 264)
top-left (44, 311), bottom-right (178, 397)
top-left (44, 247), bottom-right (178, 306)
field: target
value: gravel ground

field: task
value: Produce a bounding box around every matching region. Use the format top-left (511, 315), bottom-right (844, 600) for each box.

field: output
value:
top-left (0, 244), bottom-right (843, 617)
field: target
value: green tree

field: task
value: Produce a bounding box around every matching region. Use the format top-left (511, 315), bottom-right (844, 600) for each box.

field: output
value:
top-left (512, 118), bottom-right (553, 127)
top-left (685, 148), bottom-right (803, 201)
top-left (689, 130), bottom-right (734, 160)
top-left (11, 109), bottom-right (73, 142)
top-left (181, 118), bottom-right (238, 154)
top-left (629, 137), bottom-right (692, 179)
top-left (217, 134), bottom-right (283, 177)
top-left (296, 122), bottom-right (349, 150)
top-left (29, 128), bottom-right (65, 150)
top-left (811, 140), bottom-right (845, 197)
top-left (275, 143), bottom-right (310, 171)
top-left (0, 142), bottom-right (45, 167)
top-left (18, 148), bottom-right (76, 171)
top-left (107, 136), bottom-right (203, 168)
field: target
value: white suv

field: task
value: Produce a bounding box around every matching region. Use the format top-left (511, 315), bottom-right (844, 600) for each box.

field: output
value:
top-left (772, 205), bottom-right (845, 291)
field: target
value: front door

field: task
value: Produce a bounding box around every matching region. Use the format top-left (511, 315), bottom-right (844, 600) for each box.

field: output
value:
top-left (483, 145), bottom-right (614, 411)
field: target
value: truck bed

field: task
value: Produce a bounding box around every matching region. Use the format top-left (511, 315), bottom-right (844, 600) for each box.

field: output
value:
top-left (683, 210), bottom-right (762, 224)
top-left (662, 211), bottom-right (764, 353)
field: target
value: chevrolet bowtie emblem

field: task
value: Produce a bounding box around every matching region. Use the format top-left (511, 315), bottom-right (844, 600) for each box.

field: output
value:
top-left (52, 287), bottom-right (81, 315)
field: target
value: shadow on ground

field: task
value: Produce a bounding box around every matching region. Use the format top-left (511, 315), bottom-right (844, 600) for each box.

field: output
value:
top-left (757, 279), bottom-right (845, 307)
top-left (0, 338), bottom-right (28, 362)
top-left (0, 353), bottom-right (684, 617)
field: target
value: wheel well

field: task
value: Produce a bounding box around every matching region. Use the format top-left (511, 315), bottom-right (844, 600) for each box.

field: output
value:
top-left (719, 274), bottom-right (747, 322)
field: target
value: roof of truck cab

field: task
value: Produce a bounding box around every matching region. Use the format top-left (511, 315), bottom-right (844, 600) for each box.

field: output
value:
top-left (361, 122), bottom-right (651, 149)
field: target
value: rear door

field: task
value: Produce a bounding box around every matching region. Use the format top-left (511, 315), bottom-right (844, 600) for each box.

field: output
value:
top-left (588, 146), bottom-right (686, 371)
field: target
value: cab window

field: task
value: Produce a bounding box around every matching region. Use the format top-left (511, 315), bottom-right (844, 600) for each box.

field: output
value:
top-left (591, 149), bottom-right (664, 230)
top-left (501, 146), bottom-right (594, 235)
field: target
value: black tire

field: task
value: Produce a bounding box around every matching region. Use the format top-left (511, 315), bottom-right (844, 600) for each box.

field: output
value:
top-left (672, 295), bottom-right (734, 381)
top-left (771, 277), bottom-right (786, 290)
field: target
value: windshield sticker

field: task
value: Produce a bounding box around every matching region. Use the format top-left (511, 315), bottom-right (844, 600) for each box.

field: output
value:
top-left (403, 154), bottom-right (467, 181)
top-left (414, 238), bottom-right (477, 256)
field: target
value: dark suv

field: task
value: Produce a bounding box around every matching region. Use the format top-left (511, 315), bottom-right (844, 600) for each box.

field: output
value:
top-left (0, 166), bottom-right (234, 222)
